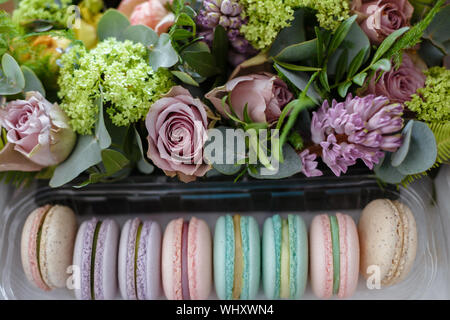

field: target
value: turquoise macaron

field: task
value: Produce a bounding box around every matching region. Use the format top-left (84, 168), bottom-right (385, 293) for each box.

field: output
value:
top-left (262, 214), bottom-right (308, 299)
top-left (214, 215), bottom-right (261, 300)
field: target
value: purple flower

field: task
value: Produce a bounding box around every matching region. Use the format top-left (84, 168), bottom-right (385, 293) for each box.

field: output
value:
top-left (196, 0), bottom-right (257, 66)
top-left (306, 94), bottom-right (404, 175)
top-left (299, 149), bottom-right (323, 177)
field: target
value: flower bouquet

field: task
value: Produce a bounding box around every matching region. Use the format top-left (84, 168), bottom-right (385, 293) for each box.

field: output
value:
top-left (0, 0), bottom-right (448, 188)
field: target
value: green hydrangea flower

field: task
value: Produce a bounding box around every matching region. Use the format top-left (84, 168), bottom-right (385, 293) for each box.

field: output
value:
top-left (58, 39), bottom-right (174, 135)
top-left (295, 0), bottom-right (350, 31)
top-left (240, 0), bottom-right (350, 50)
top-left (12, 0), bottom-right (72, 28)
top-left (406, 67), bottom-right (450, 123)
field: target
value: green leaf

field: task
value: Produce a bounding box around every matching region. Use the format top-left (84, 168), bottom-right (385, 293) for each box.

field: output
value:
top-left (122, 24), bottom-right (158, 47)
top-left (374, 153), bottom-right (406, 184)
top-left (149, 33), bottom-right (179, 70)
top-left (97, 9), bottom-right (130, 41)
top-left (176, 13), bottom-right (196, 32)
top-left (50, 135), bottom-right (102, 188)
top-left (270, 9), bottom-right (306, 57)
top-left (248, 144), bottom-right (303, 179)
top-left (21, 66), bottom-right (45, 96)
top-left (134, 127), bottom-right (154, 174)
top-left (348, 47), bottom-right (367, 77)
top-left (371, 27), bottom-right (409, 63)
top-left (171, 71), bottom-right (199, 86)
top-left (0, 53), bottom-right (25, 94)
top-left (171, 28), bottom-right (193, 41)
top-left (273, 39), bottom-right (318, 63)
top-left (320, 69), bottom-right (330, 92)
top-left (338, 81), bottom-right (352, 98)
top-left (327, 23), bottom-right (370, 76)
top-left (275, 64), bottom-right (321, 104)
top-left (370, 58), bottom-right (391, 71)
top-left (203, 126), bottom-right (245, 175)
top-left (334, 49), bottom-right (348, 84)
top-left (395, 121), bottom-right (437, 175)
top-left (423, 4), bottom-right (450, 53)
top-left (272, 59), bottom-right (321, 72)
top-left (212, 25), bottom-right (228, 73)
top-left (181, 44), bottom-right (220, 77)
top-left (391, 120), bottom-right (413, 167)
top-left (352, 72), bottom-right (367, 86)
top-left (94, 90), bottom-right (111, 150)
top-left (101, 149), bottom-right (130, 174)
top-left (328, 15), bottom-right (358, 55)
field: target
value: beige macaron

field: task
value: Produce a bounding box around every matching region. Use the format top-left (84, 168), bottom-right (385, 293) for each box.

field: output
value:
top-left (21, 205), bottom-right (77, 290)
top-left (358, 199), bottom-right (417, 286)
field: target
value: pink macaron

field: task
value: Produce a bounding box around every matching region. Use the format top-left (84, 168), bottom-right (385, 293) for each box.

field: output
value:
top-left (118, 218), bottom-right (162, 300)
top-left (161, 217), bottom-right (212, 300)
top-left (309, 213), bottom-right (359, 299)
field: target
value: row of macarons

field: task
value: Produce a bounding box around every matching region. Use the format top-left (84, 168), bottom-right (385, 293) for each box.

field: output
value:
top-left (20, 198), bottom-right (417, 300)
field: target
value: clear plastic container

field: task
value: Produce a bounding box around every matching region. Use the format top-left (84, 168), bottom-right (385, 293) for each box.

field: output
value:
top-left (0, 175), bottom-right (449, 300)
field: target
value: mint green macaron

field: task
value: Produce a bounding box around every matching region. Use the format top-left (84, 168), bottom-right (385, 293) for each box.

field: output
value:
top-left (262, 214), bottom-right (308, 299)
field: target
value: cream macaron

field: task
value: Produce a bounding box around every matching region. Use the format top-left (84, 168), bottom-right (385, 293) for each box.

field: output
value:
top-left (358, 199), bottom-right (418, 286)
top-left (21, 204), bottom-right (77, 291)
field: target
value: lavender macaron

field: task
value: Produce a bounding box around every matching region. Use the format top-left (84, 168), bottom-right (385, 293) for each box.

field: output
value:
top-left (118, 218), bottom-right (162, 300)
top-left (73, 218), bottom-right (119, 300)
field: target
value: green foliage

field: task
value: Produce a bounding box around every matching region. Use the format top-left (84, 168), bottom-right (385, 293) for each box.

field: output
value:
top-left (429, 122), bottom-right (450, 166)
top-left (406, 67), bottom-right (450, 123)
top-left (12, 0), bottom-right (72, 30)
top-left (57, 39), bottom-right (174, 134)
top-left (0, 11), bottom-right (21, 57)
top-left (291, 0), bottom-right (351, 31)
top-left (385, 0), bottom-right (446, 66)
top-left (0, 171), bottom-right (39, 188)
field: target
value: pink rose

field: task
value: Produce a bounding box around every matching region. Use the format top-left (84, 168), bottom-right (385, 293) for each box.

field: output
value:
top-left (0, 92), bottom-right (76, 172)
top-left (205, 73), bottom-right (294, 124)
top-left (124, 0), bottom-right (175, 35)
top-left (352, 0), bottom-right (414, 45)
top-left (364, 53), bottom-right (426, 103)
top-left (145, 86), bottom-right (210, 182)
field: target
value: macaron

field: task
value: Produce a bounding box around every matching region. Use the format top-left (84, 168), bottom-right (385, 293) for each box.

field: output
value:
top-left (73, 217), bottom-right (119, 300)
top-left (162, 217), bottom-right (212, 300)
top-left (358, 199), bottom-right (417, 286)
top-left (310, 213), bottom-right (359, 299)
top-left (21, 205), bottom-right (77, 291)
top-left (214, 214), bottom-right (260, 300)
top-left (262, 214), bottom-right (308, 299)
top-left (118, 218), bottom-right (162, 300)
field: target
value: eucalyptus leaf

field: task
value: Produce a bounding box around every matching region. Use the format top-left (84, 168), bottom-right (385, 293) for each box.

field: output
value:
top-left (1, 53), bottom-right (25, 94)
top-left (423, 4), bottom-right (450, 53)
top-left (149, 33), bottom-right (179, 70)
top-left (122, 24), bottom-right (158, 47)
top-left (97, 9), bottom-right (130, 41)
top-left (248, 144), bottom-right (302, 179)
top-left (101, 149), bottom-right (130, 174)
top-left (171, 71), bottom-right (199, 86)
top-left (274, 64), bottom-right (321, 104)
top-left (371, 27), bottom-right (409, 63)
top-left (21, 66), bottom-right (45, 96)
top-left (370, 58), bottom-right (391, 71)
top-left (374, 153), bottom-right (406, 184)
top-left (273, 39), bottom-right (318, 63)
top-left (134, 128), bottom-right (154, 174)
top-left (395, 121), bottom-right (437, 175)
top-left (391, 120), bottom-right (413, 167)
top-left (50, 135), bottom-right (102, 188)
top-left (270, 9), bottom-right (306, 57)
top-left (94, 91), bottom-right (111, 150)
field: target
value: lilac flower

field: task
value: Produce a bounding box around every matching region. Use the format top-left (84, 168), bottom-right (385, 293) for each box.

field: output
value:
top-left (299, 149), bottom-right (323, 177)
top-left (196, 0), bottom-right (257, 66)
top-left (306, 94), bottom-right (404, 176)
